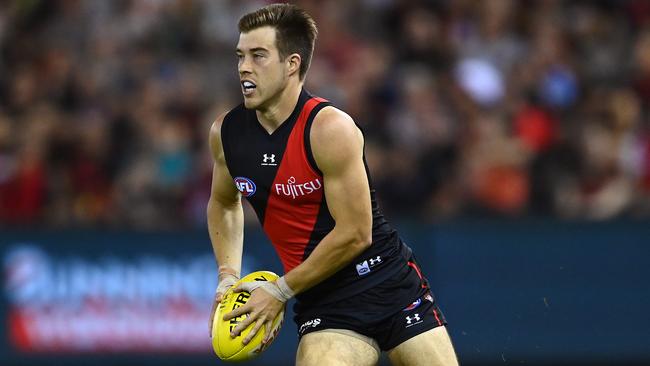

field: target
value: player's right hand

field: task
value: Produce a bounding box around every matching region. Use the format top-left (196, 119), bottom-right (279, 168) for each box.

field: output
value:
top-left (209, 273), bottom-right (239, 336)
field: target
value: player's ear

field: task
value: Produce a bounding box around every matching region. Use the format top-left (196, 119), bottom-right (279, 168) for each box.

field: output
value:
top-left (286, 53), bottom-right (301, 77)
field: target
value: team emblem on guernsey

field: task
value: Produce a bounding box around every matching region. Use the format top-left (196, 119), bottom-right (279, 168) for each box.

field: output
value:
top-left (234, 177), bottom-right (256, 197)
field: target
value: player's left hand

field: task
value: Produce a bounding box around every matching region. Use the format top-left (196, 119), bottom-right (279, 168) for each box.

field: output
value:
top-left (223, 281), bottom-right (286, 345)
top-left (209, 272), bottom-right (239, 336)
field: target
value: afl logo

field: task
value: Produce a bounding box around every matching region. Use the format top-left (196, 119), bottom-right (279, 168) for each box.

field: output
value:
top-left (234, 177), bottom-right (256, 197)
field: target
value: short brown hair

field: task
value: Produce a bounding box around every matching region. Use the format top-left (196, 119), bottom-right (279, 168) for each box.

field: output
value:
top-left (239, 3), bottom-right (318, 80)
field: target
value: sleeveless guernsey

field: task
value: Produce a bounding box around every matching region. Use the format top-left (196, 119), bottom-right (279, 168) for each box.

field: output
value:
top-left (220, 89), bottom-right (408, 306)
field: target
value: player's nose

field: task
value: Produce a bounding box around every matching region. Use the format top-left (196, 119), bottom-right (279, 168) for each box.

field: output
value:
top-left (238, 55), bottom-right (253, 75)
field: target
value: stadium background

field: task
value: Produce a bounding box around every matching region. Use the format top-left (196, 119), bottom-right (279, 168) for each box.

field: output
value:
top-left (0, 0), bottom-right (649, 365)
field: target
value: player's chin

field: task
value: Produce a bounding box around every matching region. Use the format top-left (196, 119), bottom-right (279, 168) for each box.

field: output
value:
top-left (243, 96), bottom-right (260, 109)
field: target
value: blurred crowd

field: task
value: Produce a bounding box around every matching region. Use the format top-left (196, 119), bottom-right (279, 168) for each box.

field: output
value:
top-left (1, 0), bottom-right (650, 229)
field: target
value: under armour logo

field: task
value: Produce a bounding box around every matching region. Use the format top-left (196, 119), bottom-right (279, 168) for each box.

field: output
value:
top-left (406, 313), bottom-right (421, 325)
top-left (369, 256), bottom-right (381, 266)
top-left (262, 153), bottom-right (277, 166)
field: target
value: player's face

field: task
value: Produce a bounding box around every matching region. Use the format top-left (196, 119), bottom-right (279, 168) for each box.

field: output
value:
top-left (236, 27), bottom-right (289, 110)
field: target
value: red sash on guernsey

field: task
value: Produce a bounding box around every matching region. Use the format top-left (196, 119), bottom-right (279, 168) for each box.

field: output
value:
top-left (263, 97), bottom-right (328, 273)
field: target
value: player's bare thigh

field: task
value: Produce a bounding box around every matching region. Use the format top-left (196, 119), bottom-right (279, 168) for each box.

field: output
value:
top-left (387, 326), bottom-right (459, 366)
top-left (296, 329), bottom-right (380, 366)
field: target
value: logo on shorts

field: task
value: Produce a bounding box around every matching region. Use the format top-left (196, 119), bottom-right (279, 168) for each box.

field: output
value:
top-left (355, 256), bottom-right (382, 276)
top-left (405, 313), bottom-right (422, 328)
top-left (403, 298), bottom-right (422, 311)
top-left (299, 318), bottom-right (322, 334)
top-left (234, 177), bottom-right (256, 197)
top-left (356, 261), bottom-right (370, 276)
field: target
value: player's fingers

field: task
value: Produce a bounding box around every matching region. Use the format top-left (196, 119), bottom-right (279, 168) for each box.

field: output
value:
top-left (208, 294), bottom-right (222, 336)
top-left (223, 302), bottom-right (250, 321)
top-left (235, 281), bottom-right (269, 295)
top-left (209, 304), bottom-right (216, 336)
top-left (242, 316), bottom-right (265, 345)
top-left (261, 318), bottom-right (273, 344)
top-left (232, 282), bottom-right (255, 293)
top-left (233, 281), bottom-right (259, 293)
top-left (231, 311), bottom-right (257, 338)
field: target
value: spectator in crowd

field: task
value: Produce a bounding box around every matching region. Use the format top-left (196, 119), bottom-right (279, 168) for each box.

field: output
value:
top-left (0, 0), bottom-right (648, 228)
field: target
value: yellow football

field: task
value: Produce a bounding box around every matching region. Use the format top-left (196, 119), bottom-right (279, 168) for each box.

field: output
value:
top-left (211, 271), bottom-right (285, 362)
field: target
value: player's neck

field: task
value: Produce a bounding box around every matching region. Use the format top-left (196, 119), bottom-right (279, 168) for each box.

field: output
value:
top-left (256, 81), bottom-right (302, 133)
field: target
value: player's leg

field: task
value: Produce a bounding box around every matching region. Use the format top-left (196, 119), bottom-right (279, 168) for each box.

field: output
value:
top-left (387, 326), bottom-right (458, 366)
top-left (296, 330), bottom-right (380, 366)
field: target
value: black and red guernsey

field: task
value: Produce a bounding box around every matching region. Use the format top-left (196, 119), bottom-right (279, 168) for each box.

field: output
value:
top-left (221, 89), bottom-right (410, 306)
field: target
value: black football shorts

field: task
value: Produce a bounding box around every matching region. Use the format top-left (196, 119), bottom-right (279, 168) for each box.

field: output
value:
top-left (293, 252), bottom-right (447, 351)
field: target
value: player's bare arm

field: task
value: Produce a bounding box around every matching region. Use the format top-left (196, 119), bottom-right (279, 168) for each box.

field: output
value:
top-left (225, 106), bottom-right (373, 343)
top-left (207, 113), bottom-right (245, 335)
top-left (284, 106), bottom-right (372, 293)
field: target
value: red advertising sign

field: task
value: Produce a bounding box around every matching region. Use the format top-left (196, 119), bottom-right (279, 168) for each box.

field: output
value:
top-left (4, 245), bottom-right (221, 353)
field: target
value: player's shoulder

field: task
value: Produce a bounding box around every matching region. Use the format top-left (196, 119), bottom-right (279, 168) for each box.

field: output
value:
top-left (311, 105), bottom-right (359, 143)
top-left (310, 105), bottom-right (363, 170)
top-left (210, 104), bottom-right (245, 139)
top-left (209, 104), bottom-right (245, 154)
